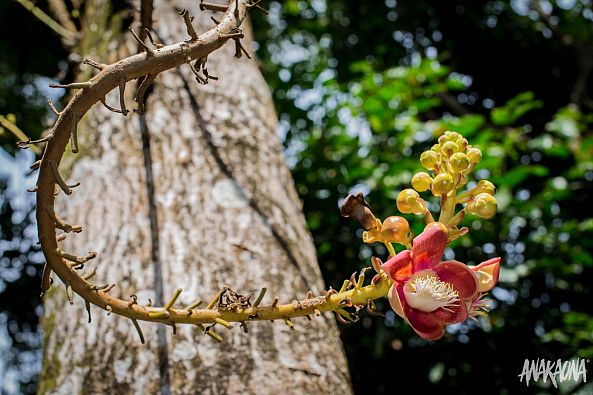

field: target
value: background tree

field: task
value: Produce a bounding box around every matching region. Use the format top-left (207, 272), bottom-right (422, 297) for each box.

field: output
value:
top-left (2, 0), bottom-right (351, 394)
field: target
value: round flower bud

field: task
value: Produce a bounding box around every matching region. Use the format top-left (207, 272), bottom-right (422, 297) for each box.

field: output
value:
top-left (444, 131), bottom-right (460, 141)
top-left (441, 141), bottom-right (458, 157)
top-left (467, 147), bottom-right (482, 164)
top-left (456, 137), bottom-right (468, 151)
top-left (450, 152), bottom-right (469, 172)
top-left (467, 193), bottom-right (497, 219)
top-left (438, 135), bottom-right (447, 145)
top-left (411, 172), bottom-right (433, 192)
top-left (431, 173), bottom-right (455, 195)
top-left (381, 216), bottom-right (413, 244)
top-left (431, 144), bottom-right (441, 153)
top-left (475, 180), bottom-right (496, 196)
top-left (420, 151), bottom-right (439, 170)
top-left (397, 189), bottom-right (427, 215)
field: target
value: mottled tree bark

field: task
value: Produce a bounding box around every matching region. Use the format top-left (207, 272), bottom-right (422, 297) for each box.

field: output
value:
top-left (38, 1), bottom-right (352, 394)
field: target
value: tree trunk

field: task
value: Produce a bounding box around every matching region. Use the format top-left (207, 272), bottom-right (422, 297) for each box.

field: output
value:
top-left (38, 1), bottom-right (352, 394)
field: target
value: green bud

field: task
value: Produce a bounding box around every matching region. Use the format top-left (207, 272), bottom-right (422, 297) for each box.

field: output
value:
top-left (450, 152), bottom-right (469, 172)
top-left (467, 193), bottom-right (497, 219)
top-left (420, 150), bottom-right (439, 170)
top-left (475, 180), bottom-right (496, 195)
top-left (431, 173), bottom-right (455, 195)
top-left (445, 131), bottom-right (460, 141)
top-left (441, 141), bottom-right (458, 157)
top-left (397, 189), bottom-right (427, 215)
top-left (467, 147), bottom-right (482, 164)
top-left (456, 137), bottom-right (468, 151)
top-left (411, 172), bottom-right (433, 192)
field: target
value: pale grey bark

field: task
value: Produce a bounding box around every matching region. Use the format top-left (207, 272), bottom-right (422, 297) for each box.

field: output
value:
top-left (39, 1), bottom-right (352, 394)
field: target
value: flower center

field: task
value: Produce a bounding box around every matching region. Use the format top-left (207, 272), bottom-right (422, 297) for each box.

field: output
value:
top-left (404, 272), bottom-right (459, 313)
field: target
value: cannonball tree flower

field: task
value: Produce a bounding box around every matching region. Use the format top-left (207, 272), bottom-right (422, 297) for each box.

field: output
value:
top-left (338, 130), bottom-right (502, 339)
top-left (382, 223), bottom-right (501, 340)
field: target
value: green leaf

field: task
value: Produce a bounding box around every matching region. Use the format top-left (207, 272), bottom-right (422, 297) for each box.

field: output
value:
top-left (490, 92), bottom-right (543, 126)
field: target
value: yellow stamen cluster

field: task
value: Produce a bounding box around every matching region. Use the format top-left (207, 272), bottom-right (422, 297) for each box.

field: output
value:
top-left (405, 273), bottom-right (460, 313)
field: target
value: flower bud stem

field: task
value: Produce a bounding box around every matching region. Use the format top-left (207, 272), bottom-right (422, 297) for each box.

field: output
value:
top-left (384, 242), bottom-right (396, 257)
top-left (439, 191), bottom-right (457, 225)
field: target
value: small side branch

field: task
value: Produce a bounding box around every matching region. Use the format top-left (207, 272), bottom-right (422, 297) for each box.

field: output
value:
top-left (252, 288), bottom-right (267, 308)
top-left (59, 250), bottom-right (97, 270)
top-left (85, 301), bottom-right (92, 323)
top-left (144, 29), bottom-right (164, 49)
top-left (219, 32), bottom-right (244, 39)
top-left (200, 1), bottom-right (227, 12)
top-left (17, 135), bottom-right (52, 150)
top-left (82, 58), bottom-right (106, 71)
top-left (70, 115), bottom-right (79, 153)
top-left (118, 80), bottom-right (129, 116)
top-left (81, 268), bottom-right (97, 281)
top-left (49, 82), bottom-right (91, 90)
top-left (47, 99), bottom-right (60, 115)
top-left (129, 27), bottom-right (155, 55)
top-left (186, 298), bottom-right (203, 310)
top-left (132, 319), bottom-right (146, 344)
top-left (135, 74), bottom-right (157, 115)
top-left (65, 283), bottom-right (73, 304)
top-left (44, 205), bottom-right (83, 233)
top-left (188, 60), bottom-right (207, 84)
top-left (179, 9), bottom-right (199, 41)
top-left (100, 98), bottom-right (126, 114)
top-left (234, 39), bottom-right (251, 59)
top-left (49, 159), bottom-right (76, 195)
top-left (40, 263), bottom-right (53, 297)
top-left (30, 160), bottom-right (42, 170)
top-left (246, 0), bottom-right (268, 14)
top-left (164, 288), bottom-right (183, 310)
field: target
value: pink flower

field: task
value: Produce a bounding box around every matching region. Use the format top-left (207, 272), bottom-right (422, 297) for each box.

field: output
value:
top-left (382, 223), bottom-right (501, 340)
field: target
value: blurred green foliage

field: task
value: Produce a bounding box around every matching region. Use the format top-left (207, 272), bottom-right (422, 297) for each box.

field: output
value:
top-left (252, 0), bottom-right (593, 393)
top-left (1, 0), bottom-right (592, 394)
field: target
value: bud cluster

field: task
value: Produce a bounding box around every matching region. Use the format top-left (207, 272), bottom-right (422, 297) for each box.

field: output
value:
top-left (403, 131), bottom-right (498, 226)
top-left (340, 130), bottom-right (498, 254)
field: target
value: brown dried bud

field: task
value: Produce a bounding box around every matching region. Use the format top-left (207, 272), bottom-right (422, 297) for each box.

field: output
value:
top-left (340, 193), bottom-right (379, 230)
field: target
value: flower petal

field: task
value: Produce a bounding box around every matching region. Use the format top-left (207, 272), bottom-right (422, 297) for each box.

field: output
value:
top-left (433, 260), bottom-right (479, 300)
top-left (382, 250), bottom-right (412, 283)
top-left (388, 285), bottom-right (404, 318)
top-left (433, 300), bottom-right (468, 324)
top-left (470, 257), bottom-right (501, 292)
top-left (412, 222), bottom-right (448, 271)
top-left (397, 285), bottom-right (446, 340)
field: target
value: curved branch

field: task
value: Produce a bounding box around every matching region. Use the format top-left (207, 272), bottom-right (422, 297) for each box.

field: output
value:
top-left (33, 0), bottom-right (389, 343)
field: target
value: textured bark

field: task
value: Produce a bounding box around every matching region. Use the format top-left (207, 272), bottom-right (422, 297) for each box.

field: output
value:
top-left (38, 1), bottom-right (352, 394)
